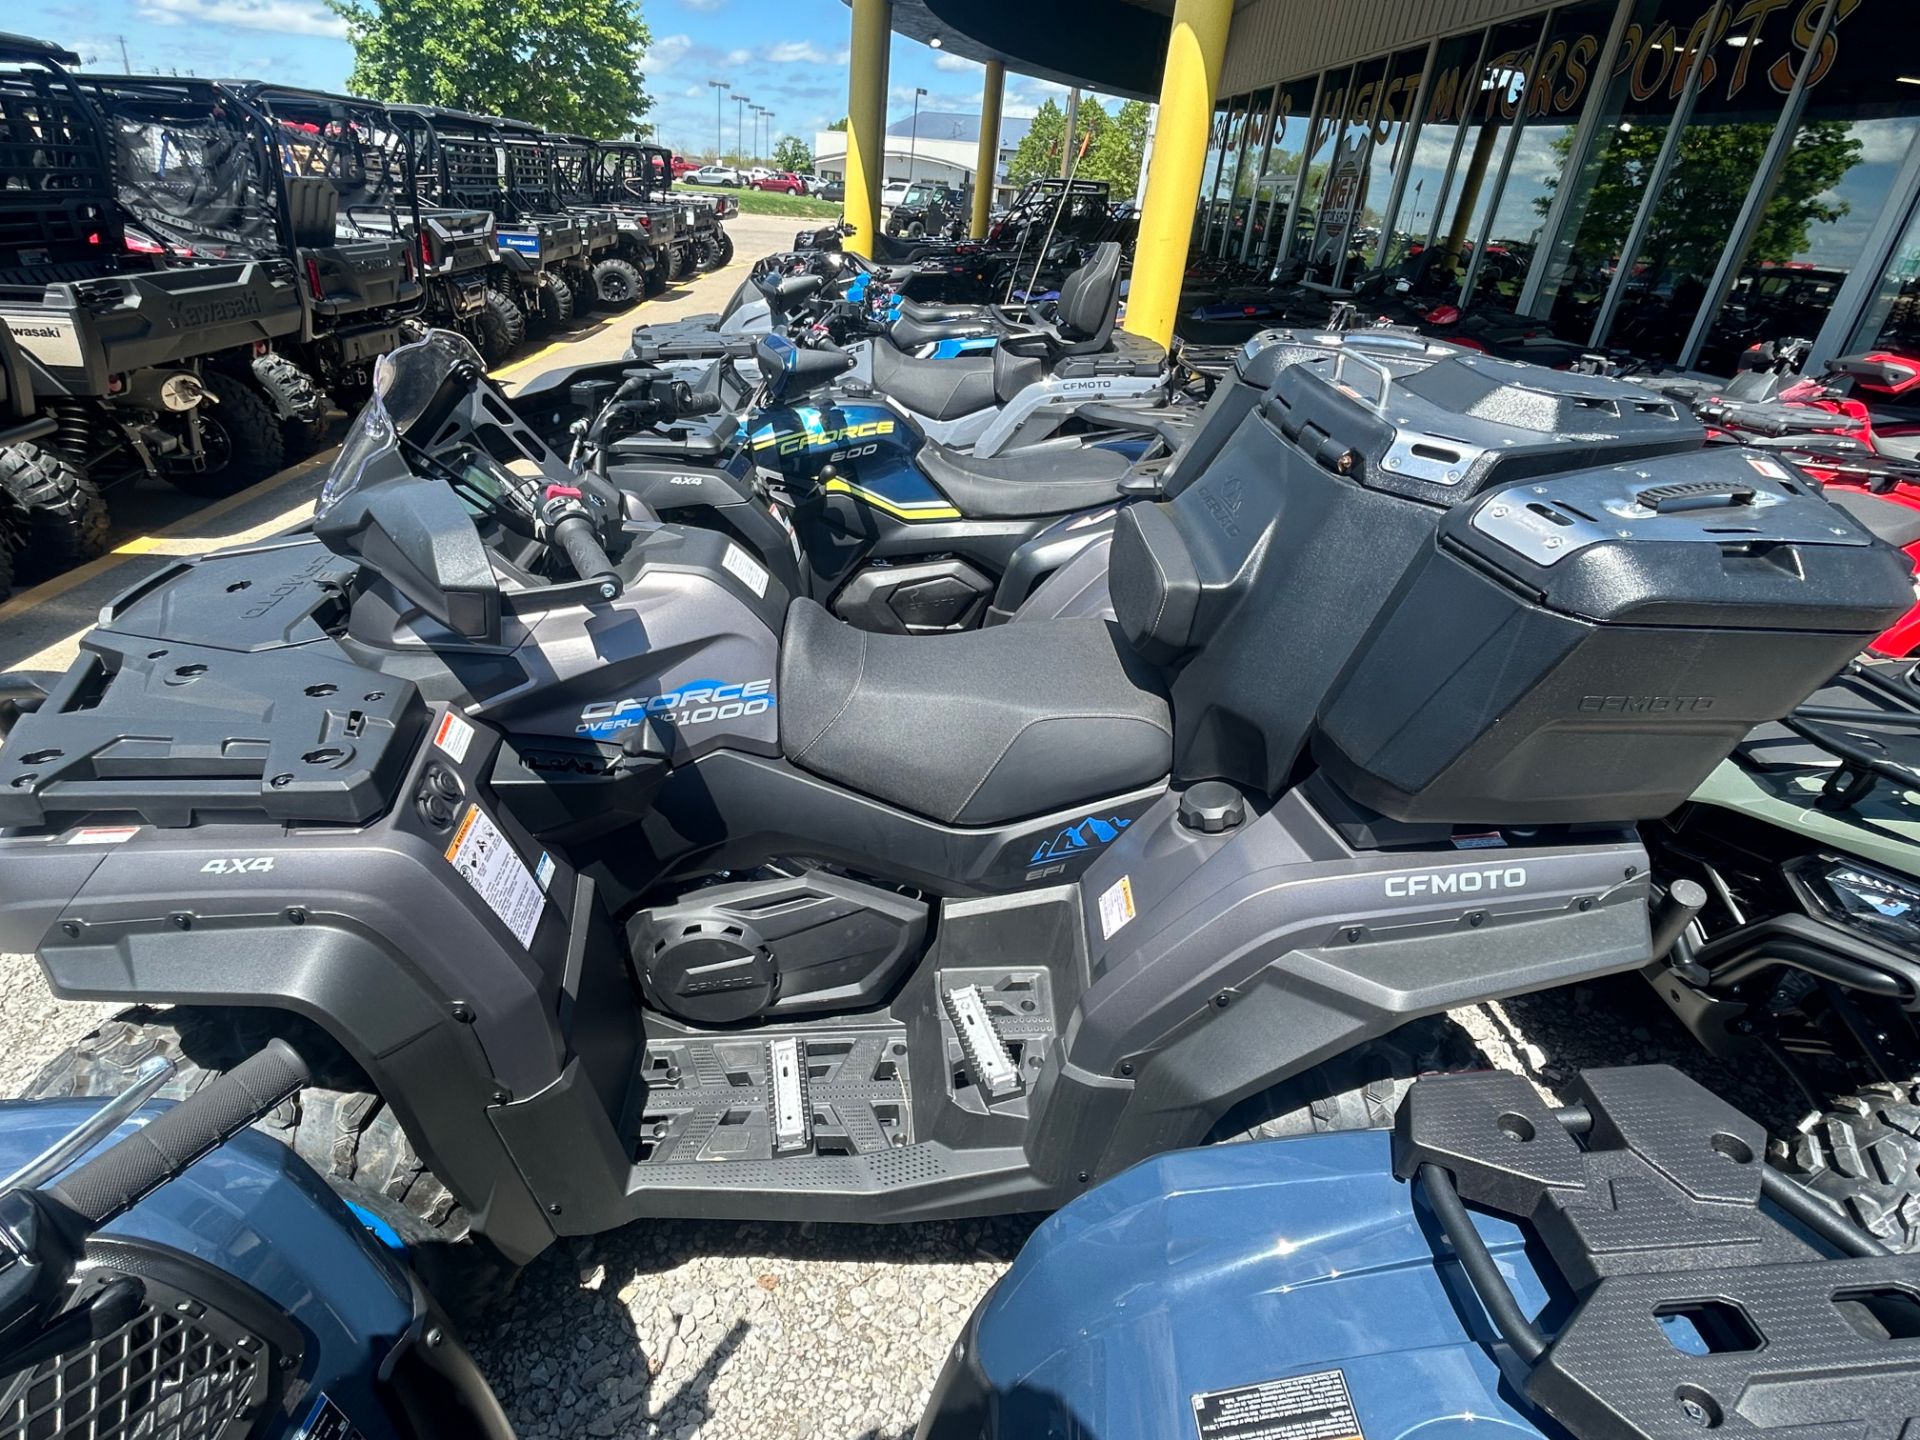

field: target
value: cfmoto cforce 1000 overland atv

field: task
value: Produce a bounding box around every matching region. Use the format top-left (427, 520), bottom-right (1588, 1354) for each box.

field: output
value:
top-left (0, 332), bottom-right (1906, 1297)
top-left (0, 36), bottom-right (305, 561)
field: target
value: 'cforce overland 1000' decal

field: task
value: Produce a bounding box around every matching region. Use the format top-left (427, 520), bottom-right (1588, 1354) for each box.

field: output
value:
top-left (578, 679), bottom-right (774, 739)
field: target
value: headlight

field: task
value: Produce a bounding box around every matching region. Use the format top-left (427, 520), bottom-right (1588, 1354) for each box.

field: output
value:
top-left (1790, 855), bottom-right (1920, 949)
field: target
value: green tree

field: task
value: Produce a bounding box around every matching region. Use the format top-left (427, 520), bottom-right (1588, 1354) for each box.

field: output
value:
top-left (1082, 97), bottom-right (1149, 191)
top-left (826, 117), bottom-right (849, 132)
top-left (332, 0), bottom-right (652, 138)
top-left (1535, 119), bottom-right (1862, 293)
top-left (1006, 98), bottom-right (1068, 185)
top-left (773, 135), bottom-right (812, 173)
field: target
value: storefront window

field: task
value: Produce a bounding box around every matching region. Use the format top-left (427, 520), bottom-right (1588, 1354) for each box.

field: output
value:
top-left (1220, 89), bottom-right (1275, 260)
top-left (1193, 102), bottom-right (1234, 245)
top-left (1849, 191), bottom-right (1920, 351)
top-left (1290, 64), bottom-right (1357, 273)
top-left (1356, 47), bottom-right (1432, 273)
top-left (1302, 58), bottom-right (1392, 282)
top-left (1465, 0), bottom-right (1620, 311)
top-left (1443, 17), bottom-right (1549, 297)
top-left (1696, 0), bottom-right (1919, 372)
top-left (1252, 77), bottom-right (1317, 270)
top-left (1600, 1), bottom-right (1805, 361)
top-left (1393, 31), bottom-right (1490, 289)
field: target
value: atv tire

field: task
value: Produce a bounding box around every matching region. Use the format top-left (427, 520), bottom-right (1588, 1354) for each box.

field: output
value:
top-left (538, 274), bottom-right (576, 330)
top-left (253, 351), bottom-right (329, 457)
top-left (1211, 1015), bottom-right (1484, 1144)
top-left (714, 229), bottom-right (735, 267)
top-left (664, 245), bottom-right (687, 284)
top-left (477, 287), bottom-right (525, 364)
top-left (1775, 1083), bottom-right (1920, 1249)
top-left (0, 491), bottom-right (21, 598)
top-left (594, 257), bottom-right (644, 308)
top-left (165, 371), bottom-right (284, 498)
top-left (27, 1006), bottom-right (519, 1323)
top-left (0, 442), bottom-right (110, 569)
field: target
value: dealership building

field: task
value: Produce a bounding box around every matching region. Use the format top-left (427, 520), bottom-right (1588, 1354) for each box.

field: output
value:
top-left (848, 0), bottom-right (1920, 373)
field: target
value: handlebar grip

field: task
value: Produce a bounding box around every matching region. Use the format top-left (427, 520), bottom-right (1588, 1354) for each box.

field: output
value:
top-left (676, 390), bottom-right (722, 418)
top-left (554, 514), bottom-right (622, 598)
top-left (45, 1040), bottom-right (310, 1233)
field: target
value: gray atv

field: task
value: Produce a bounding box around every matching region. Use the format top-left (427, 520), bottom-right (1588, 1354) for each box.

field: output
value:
top-left (0, 329), bottom-right (1908, 1309)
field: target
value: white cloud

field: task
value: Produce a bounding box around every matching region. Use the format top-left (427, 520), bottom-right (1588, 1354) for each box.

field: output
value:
top-left (727, 48), bottom-right (753, 65)
top-left (133, 0), bottom-right (345, 37)
top-left (678, 0), bottom-right (726, 9)
top-left (934, 52), bottom-right (980, 73)
top-left (647, 33), bottom-right (693, 70)
top-left (765, 40), bottom-right (847, 65)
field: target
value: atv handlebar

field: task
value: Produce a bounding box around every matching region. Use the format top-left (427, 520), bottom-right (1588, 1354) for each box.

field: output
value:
top-left (552, 512), bottom-right (621, 599)
top-left (45, 1039), bottom-right (311, 1234)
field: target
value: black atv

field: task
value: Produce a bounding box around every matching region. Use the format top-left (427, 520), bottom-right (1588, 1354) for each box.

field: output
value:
top-left (0, 328), bottom-right (1906, 1302)
top-left (390, 106), bottom-right (585, 344)
top-left (545, 133), bottom-right (671, 305)
top-left (237, 86), bottom-right (509, 364)
top-left (0, 37), bottom-right (304, 565)
top-left (74, 75), bottom-right (426, 457)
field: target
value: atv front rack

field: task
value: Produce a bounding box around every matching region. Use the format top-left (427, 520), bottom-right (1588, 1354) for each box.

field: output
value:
top-left (1393, 1066), bottom-right (1920, 1438)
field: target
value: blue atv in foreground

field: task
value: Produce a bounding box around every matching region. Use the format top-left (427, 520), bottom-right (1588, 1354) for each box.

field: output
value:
top-left (925, 1064), bottom-right (1920, 1439)
top-left (0, 1041), bottom-right (511, 1439)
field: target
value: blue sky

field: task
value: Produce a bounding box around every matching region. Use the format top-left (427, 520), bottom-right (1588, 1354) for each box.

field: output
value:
top-left (18, 0), bottom-right (1076, 156)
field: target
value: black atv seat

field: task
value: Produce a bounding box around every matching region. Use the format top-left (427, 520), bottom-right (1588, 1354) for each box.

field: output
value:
top-left (1827, 489), bottom-right (1920, 549)
top-left (780, 600), bottom-right (1170, 825)
top-left (917, 438), bottom-right (1132, 518)
top-left (868, 341), bottom-right (998, 421)
top-left (898, 299), bottom-right (984, 324)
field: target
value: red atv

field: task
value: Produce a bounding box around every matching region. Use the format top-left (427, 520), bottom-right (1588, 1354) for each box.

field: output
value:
top-left (1677, 343), bottom-right (1920, 655)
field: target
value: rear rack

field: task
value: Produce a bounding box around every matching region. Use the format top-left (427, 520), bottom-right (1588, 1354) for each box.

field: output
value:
top-left (0, 635), bottom-right (426, 828)
top-left (1393, 1065), bottom-right (1920, 1438)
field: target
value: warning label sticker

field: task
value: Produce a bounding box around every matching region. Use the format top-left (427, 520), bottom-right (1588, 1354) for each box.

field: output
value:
top-left (433, 710), bottom-right (475, 762)
top-left (1097, 875), bottom-right (1136, 939)
top-left (443, 804), bottom-right (545, 949)
top-left (723, 542), bottom-right (770, 598)
top-left (1192, 1369), bottom-right (1364, 1440)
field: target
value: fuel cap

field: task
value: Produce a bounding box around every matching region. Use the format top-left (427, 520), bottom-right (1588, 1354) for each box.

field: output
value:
top-left (1178, 781), bottom-right (1245, 834)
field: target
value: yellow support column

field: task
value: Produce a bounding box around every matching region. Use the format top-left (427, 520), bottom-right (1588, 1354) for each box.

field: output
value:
top-left (971, 60), bottom-right (1005, 239)
top-left (842, 0), bottom-right (893, 258)
top-left (1124, 0), bottom-right (1232, 348)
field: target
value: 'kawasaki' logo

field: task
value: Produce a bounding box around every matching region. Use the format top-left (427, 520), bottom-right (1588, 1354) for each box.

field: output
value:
top-left (10, 324), bottom-right (63, 338)
top-left (176, 292), bottom-right (262, 329)
top-left (1385, 866), bottom-right (1527, 898)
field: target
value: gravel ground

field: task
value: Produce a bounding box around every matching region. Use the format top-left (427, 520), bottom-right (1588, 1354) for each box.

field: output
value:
top-left (0, 205), bottom-right (1820, 1437)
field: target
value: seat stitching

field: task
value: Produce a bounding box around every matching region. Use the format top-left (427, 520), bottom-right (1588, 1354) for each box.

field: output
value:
top-left (793, 626), bottom-right (869, 762)
top-left (953, 712), bottom-right (1172, 816)
top-left (1139, 524), bottom-right (1173, 634)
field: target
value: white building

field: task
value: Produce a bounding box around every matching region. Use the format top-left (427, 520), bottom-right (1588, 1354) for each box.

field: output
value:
top-left (814, 111), bottom-right (1032, 205)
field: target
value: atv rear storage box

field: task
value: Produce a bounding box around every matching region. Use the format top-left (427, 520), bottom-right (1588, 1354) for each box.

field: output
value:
top-left (1111, 349), bottom-right (1709, 794)
top-left (1316, 450), bottom-right (1918, 824)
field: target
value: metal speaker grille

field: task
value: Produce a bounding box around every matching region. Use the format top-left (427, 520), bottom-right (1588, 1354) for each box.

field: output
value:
top-left (0, 1287), bottom-right (267, 1440)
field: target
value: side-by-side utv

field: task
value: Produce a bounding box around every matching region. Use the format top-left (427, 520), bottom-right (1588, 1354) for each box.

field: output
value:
top-left (493, 119), bottom-right (621, 317)
top-left (545, 132), bottom-right (671, 305)
top-left (74, 75), bottom-right (425, 452)
top-left (390, 106), bottom-right (585, 339)
top-left (237, 85), bottom-right (511, 361)
top-left (0, 36), bottom-right (302, 564)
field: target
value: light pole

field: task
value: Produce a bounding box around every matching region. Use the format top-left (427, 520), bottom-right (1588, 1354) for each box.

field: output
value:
top-left (733, 94), bottom-right (752, 168)
top-left (753, 106), bottom-right (769, 164)
top-left (707, 80), bottom-right (728, 163)
top-left (907, 86), bottom-right (927, 185)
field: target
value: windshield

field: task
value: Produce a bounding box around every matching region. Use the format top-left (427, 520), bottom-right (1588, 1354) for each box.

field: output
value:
top-left (319, 329), bottom-right (485, 514)
top-left (902, 185), bottom-right (945, 207)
